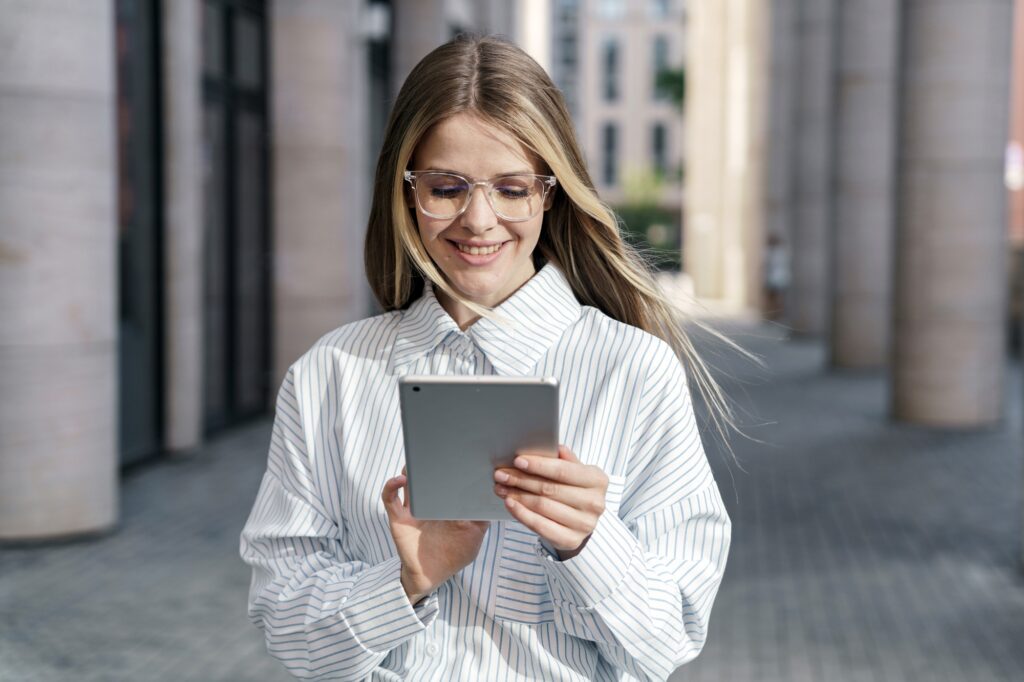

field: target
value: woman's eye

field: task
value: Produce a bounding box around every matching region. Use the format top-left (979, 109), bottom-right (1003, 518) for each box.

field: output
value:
top-left (496, 187), bottom-right (530, 199)
top-left (431, 186), bottom-right (465, 198)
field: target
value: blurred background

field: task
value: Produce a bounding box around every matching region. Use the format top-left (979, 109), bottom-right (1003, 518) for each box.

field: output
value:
top-left (1, 0), bottom-right (1023, 680)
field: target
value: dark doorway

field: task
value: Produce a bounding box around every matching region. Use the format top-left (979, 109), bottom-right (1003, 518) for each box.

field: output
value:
top-left (116, 0), bottom-right (163, 465)
top-left (202, 0), bottom-right (272, 433)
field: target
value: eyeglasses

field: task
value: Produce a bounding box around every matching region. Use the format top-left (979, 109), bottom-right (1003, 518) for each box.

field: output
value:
top-left (404, 170), bottom-right (557, 222)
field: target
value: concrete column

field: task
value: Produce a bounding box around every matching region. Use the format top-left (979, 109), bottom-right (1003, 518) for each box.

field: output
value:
top-left (517, 0), bottom-right (552, 73)
top-left (684, 0), bottom-right (728, 300)
top-left (830, 0), bottom-right (901, 368)
top-left (892, 0), bottom-right (1014, 426)
top-left (162, 0), bottom-right (204, 451)
top-left (271, 0), bottom-right (372, 384)
top-left (764, 0), bottom-right (798, 299)
top-left (720, 0), bottom-right (769, 311)
top-left (0, 1), bottom-right (118, 539)
top-left (788, 0), bottom-right (837, 335)
top-left (392, 0), bottom-right (448, 91)
top-left (684, 0), bottom-right (768, 313)
top-left (1016, 0), bottom-right (1024, 574)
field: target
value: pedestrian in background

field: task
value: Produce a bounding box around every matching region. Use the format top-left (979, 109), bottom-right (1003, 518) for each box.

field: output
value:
top-left (763, 232), bottom-right (790, 322)
top-left (241, 34), bottom-right (733, 681)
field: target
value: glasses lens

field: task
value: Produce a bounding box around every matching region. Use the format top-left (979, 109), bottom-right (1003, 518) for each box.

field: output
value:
top-left (491, 175), bottom-right (544, 221)
top-left (417, 173), bottom-right (470, 218)
top-left (413, 173), bottom-right (548, 221)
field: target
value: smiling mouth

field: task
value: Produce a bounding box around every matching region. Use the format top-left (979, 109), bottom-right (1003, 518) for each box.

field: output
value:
top-left (447, 240), bottom-right (510, 256)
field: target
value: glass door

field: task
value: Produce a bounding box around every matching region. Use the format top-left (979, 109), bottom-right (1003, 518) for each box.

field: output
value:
top-left (202, 0), bottom-right (271, 433)
top-left (116, 0), bottom-right (163, 465)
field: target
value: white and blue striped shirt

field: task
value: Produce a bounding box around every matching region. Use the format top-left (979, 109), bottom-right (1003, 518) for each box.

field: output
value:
top-left (240, 261), bottom-right (731, 681)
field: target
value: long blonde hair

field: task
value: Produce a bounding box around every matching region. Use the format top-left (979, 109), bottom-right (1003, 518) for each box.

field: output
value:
top-left (364, 34), bottom-right (748, 450)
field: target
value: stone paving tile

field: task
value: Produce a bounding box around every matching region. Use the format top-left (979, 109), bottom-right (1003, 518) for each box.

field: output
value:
top-left (672, 322), bottom-right (1024, 682)
top-left (0, 423), bottom-right (290, 682)
top-left (2, 321), bottom-right (1022, 681)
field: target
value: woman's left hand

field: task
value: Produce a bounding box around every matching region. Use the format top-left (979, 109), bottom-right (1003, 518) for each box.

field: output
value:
top-left (493, 444), bottom-right (609, 561)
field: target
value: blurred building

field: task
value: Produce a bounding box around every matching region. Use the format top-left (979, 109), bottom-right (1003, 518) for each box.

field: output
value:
top-left (0, 0), bottom-right (523, 541)
top-left (551, 0), bottom-right (687, 262)
top-left (684, 0), bottom-right (1017, 426)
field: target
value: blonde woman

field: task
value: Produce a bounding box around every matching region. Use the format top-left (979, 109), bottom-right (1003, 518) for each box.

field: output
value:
top-left (241, 35), bottom-right (731, 681)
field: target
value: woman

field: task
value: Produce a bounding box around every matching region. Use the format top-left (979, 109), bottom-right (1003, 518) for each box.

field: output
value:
top-left (240, 35), bottom-right (732, 681)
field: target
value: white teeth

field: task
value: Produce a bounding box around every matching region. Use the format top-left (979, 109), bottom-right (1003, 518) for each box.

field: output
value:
top-left (454, 242), bottom-right (502, 255)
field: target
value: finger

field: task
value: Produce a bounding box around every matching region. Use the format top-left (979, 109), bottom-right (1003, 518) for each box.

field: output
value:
top-left (557, 444), bottom-right (579, 463)
top-left (504, 496), bottom-right (586, 551)
top-left (381, 475), bottom-right (408, 518)
top-left (502, 489), bottom-right (598, 533)
top-left (494, 470), bottom-right (603, 514)
top-left (512, 454), bottom-right (607, 489)
top-left (399, 466), bottom-right (411, 508)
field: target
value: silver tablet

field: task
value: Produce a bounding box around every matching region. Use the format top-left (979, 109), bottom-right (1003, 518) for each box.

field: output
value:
top-left (398, 375), bottom-right (559, 520)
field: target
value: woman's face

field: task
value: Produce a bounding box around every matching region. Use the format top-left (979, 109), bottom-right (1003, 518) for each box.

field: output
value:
top-left (408, 112), bottom-right (550, 314)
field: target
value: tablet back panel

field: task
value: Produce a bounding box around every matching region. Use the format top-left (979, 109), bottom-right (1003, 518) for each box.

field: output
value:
top-left (398, 376), bottom-right (559, 520)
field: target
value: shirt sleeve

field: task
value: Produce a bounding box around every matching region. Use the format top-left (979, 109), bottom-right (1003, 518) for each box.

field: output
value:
top-left (535, 339), bottom-right (732, 681)
top-left (239, 361), bottom-right (438, 681)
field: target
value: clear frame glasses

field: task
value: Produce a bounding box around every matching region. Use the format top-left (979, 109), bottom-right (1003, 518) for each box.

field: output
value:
top-left (404, 170), bottom-right (558, 222)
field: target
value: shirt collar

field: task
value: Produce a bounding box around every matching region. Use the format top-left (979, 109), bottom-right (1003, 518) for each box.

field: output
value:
top-left (388, 261), bottom-right (583, 376)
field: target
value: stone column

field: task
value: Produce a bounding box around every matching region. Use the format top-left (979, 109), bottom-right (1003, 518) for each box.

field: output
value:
top-left (391, 0), bottom-right (449, 91)
top-left (739, 0), bottom-right (770, 311)
top-left (162, 0), bottom-right (204, 451)
top-left (517, 0), bottom-right (552, 73)
top-left (685, 0), bottom-right (771, 313)
top-left (788, 0), bottom-right (837, 335)
top-left (764, 0), bottom-right (798, 306)
top-left (0, 1), bottom-right (118, 539)
top-left (683, 0), bottom-right (727, 300)
top-left (830, 0), bottom-right (901, 368)
top-left (271, 0), bottom-right (372, 385)
top-left (892, 0), bottom-right (1014, 426)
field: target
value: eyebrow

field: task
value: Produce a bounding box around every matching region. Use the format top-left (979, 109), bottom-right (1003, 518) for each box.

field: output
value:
top-left (423, 167), bottom-right (538, 177)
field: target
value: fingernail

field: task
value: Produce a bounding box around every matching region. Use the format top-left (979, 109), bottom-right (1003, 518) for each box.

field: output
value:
top-left (514, 457), bottom-right (528, 470)
top-left (494, 470), bottom-right (509, 483)
top-left (495, 484), bottom-right (508, 496)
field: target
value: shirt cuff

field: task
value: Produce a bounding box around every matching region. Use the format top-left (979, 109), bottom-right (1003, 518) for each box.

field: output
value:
top-left (340, 555), bottom-right (439, 654)
top-left (535, 511), bottom-right (640, 609)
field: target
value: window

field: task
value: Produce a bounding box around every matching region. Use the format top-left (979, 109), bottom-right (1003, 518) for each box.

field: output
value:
top-left (603, 123), bottom-right (618, 186)
top-left (603, 39), bottom-right (619, 102)
top-left (652, 123), bottom-right (667, 176)
top-left (556, 0), bottom-right (579, 21)
top-left (598, 0), bottom-right (625, 19)
top-left (652, 35), bottom-right (669, 100)
top-left (648, 0), bottom-right (671, 18)
top-left (560, 33), bottom-right (577, 68)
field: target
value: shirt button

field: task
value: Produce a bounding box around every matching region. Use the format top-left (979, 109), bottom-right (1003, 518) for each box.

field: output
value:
top-left (426, 642), bottom-right (440, 656)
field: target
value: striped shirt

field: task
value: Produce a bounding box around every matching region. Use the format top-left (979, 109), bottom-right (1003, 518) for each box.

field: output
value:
top-left (239, 261), bottom-right (731, 681)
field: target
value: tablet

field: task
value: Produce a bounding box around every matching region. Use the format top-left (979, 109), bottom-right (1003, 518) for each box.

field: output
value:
top-left (398, 375), bottom-right (559, 520)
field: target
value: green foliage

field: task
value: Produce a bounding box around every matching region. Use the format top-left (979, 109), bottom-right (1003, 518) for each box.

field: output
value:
top-left (655, 67), bottom-right (686, 111)
top-left (614, 203), bottom-right (681, 272)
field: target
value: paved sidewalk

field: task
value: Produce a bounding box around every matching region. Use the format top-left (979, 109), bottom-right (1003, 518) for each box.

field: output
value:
top-left (674, 322), bottom-right (1024, 682)
top-left (2, 321), bottom-right (1022, 681)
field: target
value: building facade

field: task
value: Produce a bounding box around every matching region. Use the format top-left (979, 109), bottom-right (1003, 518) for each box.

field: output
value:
top-left (551, 0), bottom-right (687, 263)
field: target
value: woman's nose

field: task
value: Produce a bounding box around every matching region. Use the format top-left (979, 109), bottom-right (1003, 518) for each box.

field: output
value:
top-left (461, 186), bottom-right (498, 231)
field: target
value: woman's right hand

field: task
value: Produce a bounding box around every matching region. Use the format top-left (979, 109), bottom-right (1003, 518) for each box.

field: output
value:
top-left (381, 472), bottom-right (489, 606)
